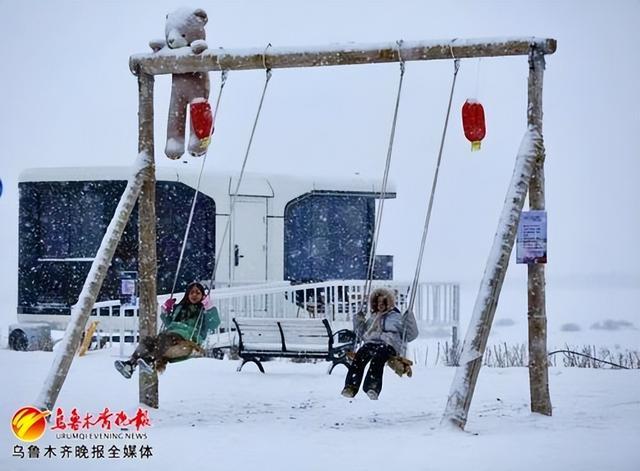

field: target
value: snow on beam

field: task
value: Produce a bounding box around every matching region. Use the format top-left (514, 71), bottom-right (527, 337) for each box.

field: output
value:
top-left (129, 37), bottom-right (557, 76)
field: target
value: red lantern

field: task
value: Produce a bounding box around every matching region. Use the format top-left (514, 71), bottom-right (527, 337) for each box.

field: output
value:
top-left (462, 99), bottom-right (486, 151)
top-left (190, 99), bottom-right (214, 140)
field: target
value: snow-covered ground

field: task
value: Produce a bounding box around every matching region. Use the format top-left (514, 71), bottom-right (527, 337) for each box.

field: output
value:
top-left (2, 278), bottom-right (638, 470)
top-left (2, 342), bottom-right (639, 471)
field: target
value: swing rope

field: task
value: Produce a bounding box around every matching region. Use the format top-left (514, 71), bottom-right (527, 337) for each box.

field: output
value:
top-left (171, 45), bottom-right (273, 347)
top-left (207, 53), bottom-right (273, 292)
top-left (401, 58), bottom-right (460, 353)
top-left (156, 69), bottom-right (229, 350)
top-left (360, 40), bottom-right (406, 314)
top-left (169, 70), bottom-right (229, 301)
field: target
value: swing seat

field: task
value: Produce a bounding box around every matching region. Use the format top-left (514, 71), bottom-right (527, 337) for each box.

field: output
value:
top-left (163, 340), bottom-right (205, 363)
top-left (158, 318), bottom-right (210, 365)
top-left (152, 334), bottom-right (206, 373)
top-left (345, 351), bottom-right (413, 378)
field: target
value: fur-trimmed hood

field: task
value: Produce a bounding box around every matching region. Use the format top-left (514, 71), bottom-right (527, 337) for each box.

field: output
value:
top-left (354, 287), bottom-right (403, 353)
top-left (369, 287), bottom-right (396, 313)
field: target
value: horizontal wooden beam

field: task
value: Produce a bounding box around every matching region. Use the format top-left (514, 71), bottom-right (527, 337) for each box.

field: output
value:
top-left (130, 37), bottom-right (556, 76)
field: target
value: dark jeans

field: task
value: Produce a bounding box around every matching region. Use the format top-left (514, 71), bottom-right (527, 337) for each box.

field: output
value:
top-left (344, 342), bottom-right (396, 395)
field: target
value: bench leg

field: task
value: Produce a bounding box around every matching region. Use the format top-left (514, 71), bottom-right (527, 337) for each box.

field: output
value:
top-left (238, 358), bottom-right (265, 373)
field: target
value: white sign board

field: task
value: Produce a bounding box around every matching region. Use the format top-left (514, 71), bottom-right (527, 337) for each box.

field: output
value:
top-left (120, 271), bottom-right (138, 307)
top-left (517, 210), bottom-right (547, 264)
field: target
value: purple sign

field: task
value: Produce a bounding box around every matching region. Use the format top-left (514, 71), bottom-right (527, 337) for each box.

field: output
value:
top-left (517, 210), bottom-right (547, 264)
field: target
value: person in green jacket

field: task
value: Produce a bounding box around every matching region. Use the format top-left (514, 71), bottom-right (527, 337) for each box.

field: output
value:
top-left (115, 281), bottom-right (220, 378)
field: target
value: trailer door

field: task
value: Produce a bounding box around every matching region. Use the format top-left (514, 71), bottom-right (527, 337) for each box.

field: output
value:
top-left (230, 196), bottom-right (268, 284)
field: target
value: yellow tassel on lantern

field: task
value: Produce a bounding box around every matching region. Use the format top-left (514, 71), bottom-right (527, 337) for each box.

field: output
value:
top-left (471, 141), bottom-right (482, 151)
top-left (199, 136), bottom-right (211, 150)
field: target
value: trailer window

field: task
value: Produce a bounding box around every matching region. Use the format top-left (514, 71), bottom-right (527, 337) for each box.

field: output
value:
top-left (284, 194), bottom-right (374, 282)
top-left (18, 180), bottom-right (215, 313)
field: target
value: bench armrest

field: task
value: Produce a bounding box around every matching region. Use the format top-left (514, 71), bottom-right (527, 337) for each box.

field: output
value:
top-left (333, 329), bottom-right (356, 345)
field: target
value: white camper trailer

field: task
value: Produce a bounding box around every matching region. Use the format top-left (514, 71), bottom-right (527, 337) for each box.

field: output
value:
top-left (17, 166), bottom-right (395, 323)
top-left (15, 166), bottom-right (458, 346)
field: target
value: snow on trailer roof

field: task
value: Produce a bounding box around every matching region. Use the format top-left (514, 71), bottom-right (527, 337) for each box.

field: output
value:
top-left (18, 166), bottom-right (396, 199)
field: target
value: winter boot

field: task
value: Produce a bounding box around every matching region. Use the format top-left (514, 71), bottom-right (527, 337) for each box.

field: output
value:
top-left (137, 358), bottom-right (154, 374)
top-left (365, 389), bottom-right (379, 400)
top-left (341, 385), bottom-right (357, 398)
top-left (114, 360), bottom-right (135, 379)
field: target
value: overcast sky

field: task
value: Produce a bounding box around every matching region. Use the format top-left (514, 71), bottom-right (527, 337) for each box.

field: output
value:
top-left (1, 0), bottom-right (638, 315)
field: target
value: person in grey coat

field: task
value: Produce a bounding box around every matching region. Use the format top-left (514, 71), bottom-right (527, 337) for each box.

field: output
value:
top-left (342, 287), bottom-right (404, 400)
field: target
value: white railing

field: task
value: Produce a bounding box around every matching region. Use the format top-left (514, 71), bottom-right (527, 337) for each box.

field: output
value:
top-left (89, 301), bottom-right (139, 357)
top-left (87, 279), bottom-right (460, 351)
top-left (83, 282), bottom-right (295, 353)
top-left (210, 280), bottom-right (459, 334)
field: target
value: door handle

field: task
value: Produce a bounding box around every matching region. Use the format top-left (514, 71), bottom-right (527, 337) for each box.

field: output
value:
top-left (234, 244), bottom-right (244, 266)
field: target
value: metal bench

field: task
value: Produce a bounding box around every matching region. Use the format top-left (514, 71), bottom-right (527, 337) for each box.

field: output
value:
top-left (232, 318), bottom-right (356, 374)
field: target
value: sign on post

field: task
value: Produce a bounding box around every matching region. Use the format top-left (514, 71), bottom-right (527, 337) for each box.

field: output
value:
top-left (120, 271), bottom-right (138, 308)
top-left (517, 210), bottom-right (547, 264)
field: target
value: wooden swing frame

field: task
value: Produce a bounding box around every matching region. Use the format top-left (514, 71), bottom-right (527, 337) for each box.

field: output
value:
top-left (36, 37), bottom-right (556, 431)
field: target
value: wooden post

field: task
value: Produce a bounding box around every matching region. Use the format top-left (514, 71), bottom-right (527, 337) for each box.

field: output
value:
top-left (441, 126), bottom-right (545, 430)
top-left (136, 72), bottom-right (159, 408)
top-left (527, 47), bottom-right (552, 416)
top-left (34, 155), bottom-right (151, 412)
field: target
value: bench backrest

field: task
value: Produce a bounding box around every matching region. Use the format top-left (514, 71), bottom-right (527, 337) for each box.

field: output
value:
top-left (233, 318), bottom-right (333, 353)
top-left (279, 319), bottom-right (332, 352)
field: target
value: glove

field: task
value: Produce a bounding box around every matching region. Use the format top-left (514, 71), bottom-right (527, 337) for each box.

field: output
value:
top-left (202, 295), bottom-right (214, 310)
top-left (162, 298), bottom-right (176, 312)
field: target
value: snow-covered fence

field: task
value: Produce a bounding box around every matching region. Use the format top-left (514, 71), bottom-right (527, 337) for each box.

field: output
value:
top-left (210, 280), bottom-right (459, 334)
top-left (93, 279), bottom-right (459, 351)
top-left (89, 301), bottom-right (140, 357)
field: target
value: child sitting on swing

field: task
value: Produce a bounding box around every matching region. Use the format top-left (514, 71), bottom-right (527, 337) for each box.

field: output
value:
top-left (341, 287), bottom-right (405, 400)
top-left (114, 281), bottom-right (220, 378)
